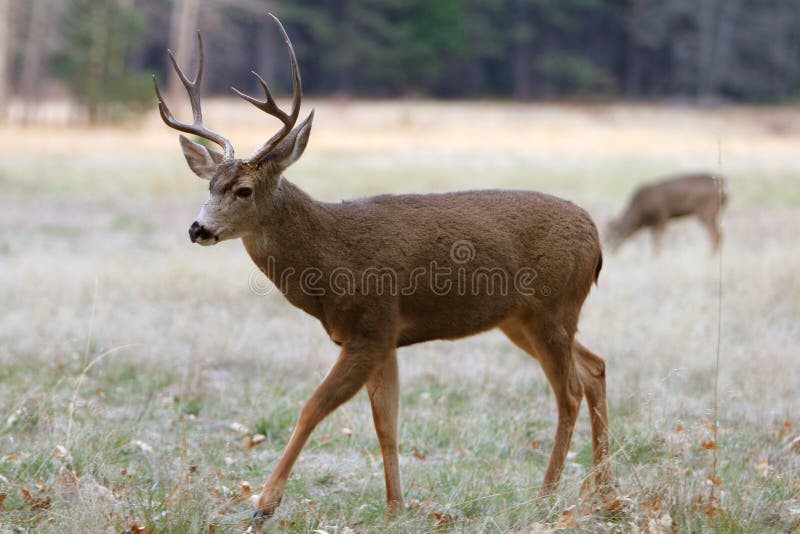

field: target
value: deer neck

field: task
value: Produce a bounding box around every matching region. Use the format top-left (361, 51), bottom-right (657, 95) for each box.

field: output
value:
top-left (242, 176), bottom-right (331, 275)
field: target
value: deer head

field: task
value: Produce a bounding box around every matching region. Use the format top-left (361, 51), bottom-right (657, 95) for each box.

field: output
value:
top-left (153, 14), bottom-right (313, 245)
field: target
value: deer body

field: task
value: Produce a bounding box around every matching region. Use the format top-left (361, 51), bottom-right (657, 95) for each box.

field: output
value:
top-left (609, 173), bottom-right (727, 253)
top-left (153, 15), bottom-right (613, 528)
top-left (243, 185), bottom-right (601, 347)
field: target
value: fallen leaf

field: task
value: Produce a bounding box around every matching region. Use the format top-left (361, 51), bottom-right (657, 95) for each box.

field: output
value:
top-left (53, 445), bottom-right (69, 458)
top-left (341, 427), bottom-right (353, 438)
top-left (702, 500), bottom-right (721, 517)
top-left (229, 422), bottom-right (249, 434)
top-left (674, 425), bottom-right (684, 433)
top-left (753, 459), bottom-right (771, 476)
top-left (0, 493), bottom-right (6, 509)
top-left (6, 408), bottom-right (25, 426)
top-left (246, 434), bottom-right (267, 448)
top-left (429, 512), bottom-right (457, 530)
top-left (783, 435), bottom-right (800, 453)
top-left (239, 481), bottom-right (252, 497)
top-left (530, 439), bottom-right (541, 449)
top-left (780, 420), bottom-right (793, 439)
top-left (554, 505), bottom-right (578, 528)
top-left (410, 445), bottom-right (426, 460)
top-left (21, 487), bottom-right (51, 510)
top-left (701, 440), bottom-right (718, 450)
top-left (132, 440), bottom-right (153, 453)
top-left (1, 453), bottom-right (20, 464)
top-left (640, 497), bottom-right (663, 516)
top-left (604, 496), bottom-right (633, 513)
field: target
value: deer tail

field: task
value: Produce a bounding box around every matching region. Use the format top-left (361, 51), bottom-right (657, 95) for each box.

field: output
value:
top-left (594, 249), bottom-right (603, 286)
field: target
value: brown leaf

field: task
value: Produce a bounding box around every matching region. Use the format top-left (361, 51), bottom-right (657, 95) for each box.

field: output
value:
top-left (783, 435), bottom-right (800, 453)
top-left (604, 496), bottom-right (633, 513)
top-left (429, 512), bottom-right (457, 530)
top-left (701, 440), bottom-right (718, 450)
top-left (0, 493), bottom-right (6, 509)
top-left (640, 497), bottom-right (663, 516)
top-left (239, 481), bottom-right (252, 498)
top-left (245, 434), bottom-right (267, 449)
top-left (674, 425), bottom-right (684, 433)
top-left (753, 459), bottom-right (771, 477)
top-left (701, 496), bottom-right (722, 517)
top-left (554, 505), bottom-right (578, 529)
top-left (780, 420), bottom-right (793, 439)
top-left (530, 439), bottom-right (541, 449)
top-left (411, 445), bottom-right (426, 461)
top-left (21, 487), bottom-right (51, 510)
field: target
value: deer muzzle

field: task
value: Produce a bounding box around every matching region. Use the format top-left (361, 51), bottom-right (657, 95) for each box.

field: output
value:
top-left (189, 221), bottom-right (216, 244)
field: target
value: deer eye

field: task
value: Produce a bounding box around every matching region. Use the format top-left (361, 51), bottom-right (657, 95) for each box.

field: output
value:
top-left (235, 187), bottom-right (253, 199)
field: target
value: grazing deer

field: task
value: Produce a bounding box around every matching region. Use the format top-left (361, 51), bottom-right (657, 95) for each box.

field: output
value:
top-left (154, 14), bottom-right (613, 528)
top-left (607, 173), bottom-right (727, 254)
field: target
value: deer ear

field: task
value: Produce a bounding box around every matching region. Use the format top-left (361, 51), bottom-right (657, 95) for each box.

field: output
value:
top-left (267, 110), bottom-right (314, 171)
top-left (179, 135), bottom-right (223, 180)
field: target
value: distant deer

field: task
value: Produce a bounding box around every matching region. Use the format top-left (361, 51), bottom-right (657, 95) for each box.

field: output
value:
top-left (607, 173), bottom-right (727, 254)
top-left (154, 14), bottom-right (613, 528)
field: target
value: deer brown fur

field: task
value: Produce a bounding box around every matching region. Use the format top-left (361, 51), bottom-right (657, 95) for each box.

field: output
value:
top-left (608, 173), bottom-right (727, 254)
top-left (154, 15), bottom-right (614, 528)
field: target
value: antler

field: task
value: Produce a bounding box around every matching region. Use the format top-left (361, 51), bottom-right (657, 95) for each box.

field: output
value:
top-left (232, 13), bottom-right (302, 163)
top-left (153, 32), bottom-right (235, 161)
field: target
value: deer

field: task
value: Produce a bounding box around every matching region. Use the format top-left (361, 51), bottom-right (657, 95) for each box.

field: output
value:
top-left (607, 173), bottom-right (727, 255)
top-left (153, 14), bottom-right (614, 529)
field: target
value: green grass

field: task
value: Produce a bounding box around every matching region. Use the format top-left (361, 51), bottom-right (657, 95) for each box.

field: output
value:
top-left (1, 101), bottom-right (800, 532)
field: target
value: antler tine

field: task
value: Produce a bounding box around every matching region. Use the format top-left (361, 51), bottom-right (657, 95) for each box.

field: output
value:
top-left (153, 31), bottom-right (234, 160)
top-left (233, 13), bottom-right (303, 163)
top-left (231, 71), bottom-right (289, 123)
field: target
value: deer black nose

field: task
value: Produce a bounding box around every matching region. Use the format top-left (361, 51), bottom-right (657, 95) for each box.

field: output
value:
top-left (189, 221), bottom-right (213, 242)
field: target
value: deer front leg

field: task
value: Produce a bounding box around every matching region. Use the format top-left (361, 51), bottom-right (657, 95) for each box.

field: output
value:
top-left (366, 350), bottom-right (404, 517)
top-left (252, 341), bottom-right (391, 526)
top-left (651, 221), bottom-right (666, 256)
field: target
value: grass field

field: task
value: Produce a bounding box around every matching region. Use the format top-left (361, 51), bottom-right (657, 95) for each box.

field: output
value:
top-left (1, 101), bottom-right (799, 532)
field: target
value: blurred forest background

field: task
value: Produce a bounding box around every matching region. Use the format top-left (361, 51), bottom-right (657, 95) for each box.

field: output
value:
top-left (2, 0), bottom-right (800, 124)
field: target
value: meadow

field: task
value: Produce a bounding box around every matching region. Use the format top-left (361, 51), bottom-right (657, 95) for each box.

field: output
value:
top-left (0, 101), bottom-right (799, 532)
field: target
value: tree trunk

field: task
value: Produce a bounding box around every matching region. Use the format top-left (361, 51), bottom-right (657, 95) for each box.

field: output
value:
top-left (512, 2), bottom-right (534, 100)
top-left (19, 0), bottom-right (48, 124)
top-left (168, 0), bottom-right (199, 100)
top-left (256, 0), bottom-right (278, 93)
top-left (0, 0), bottom-right (9, 121)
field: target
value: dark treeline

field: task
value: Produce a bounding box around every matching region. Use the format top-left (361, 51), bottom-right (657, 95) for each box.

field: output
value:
top-left (3, 0), bottom-right (800, 122)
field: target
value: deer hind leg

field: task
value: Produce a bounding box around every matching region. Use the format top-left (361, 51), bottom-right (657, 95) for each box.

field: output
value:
top-left (253, 340), bottom-right (391, 522)
top-left (573, 340), bottom-right (614, 490)
top-left (698, 210), bottom-right (722, 252)
top-left (366, 350), bottom-right (404, 517)
top-left (501, 318), bottom-right (583, 495)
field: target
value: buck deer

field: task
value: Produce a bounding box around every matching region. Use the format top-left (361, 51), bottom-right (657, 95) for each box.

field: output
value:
top-left (154, 14), bottom-right (613, 528)
top-left (607, 173), bottom-right (727, 254)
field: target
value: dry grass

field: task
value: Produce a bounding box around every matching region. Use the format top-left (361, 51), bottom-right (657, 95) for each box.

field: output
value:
top-left (1, 101), bottom-right (799, 532)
